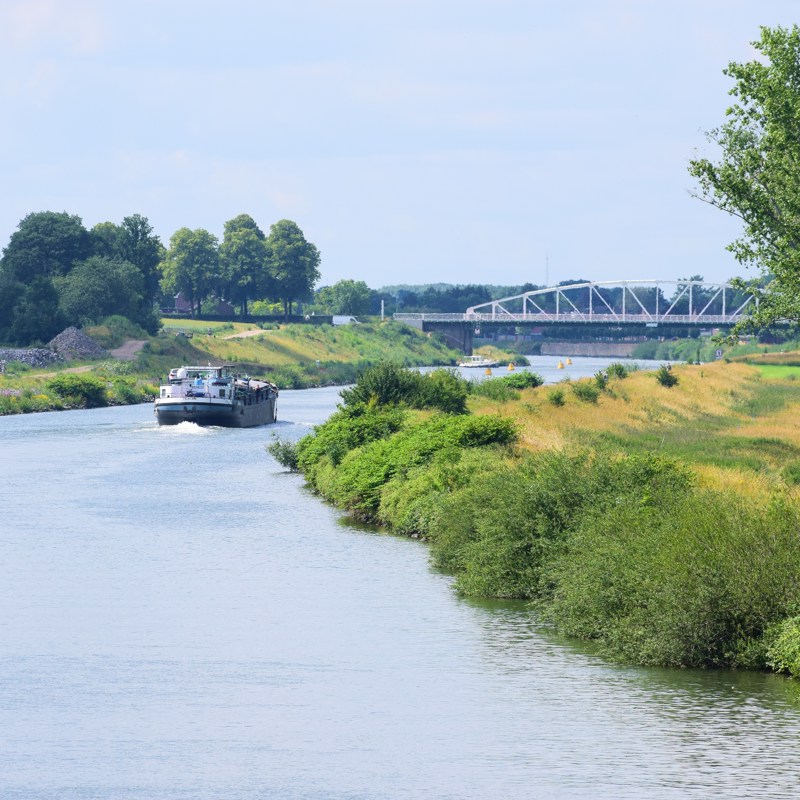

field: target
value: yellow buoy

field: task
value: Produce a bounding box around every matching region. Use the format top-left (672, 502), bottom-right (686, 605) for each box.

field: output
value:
top-left (507, 363), bottom-right (515, 370)
top-left (557, 361), bottom-right (564, 369)
top-left (566, 358), bottom-right (572, 365)
top-left (485, 368), bottom-right (492, 375)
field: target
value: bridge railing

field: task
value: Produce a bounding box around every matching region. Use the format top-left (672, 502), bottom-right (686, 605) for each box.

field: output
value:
top-left (394, 312), bottom-right (743, 325)
top-left (394, 279), bottom-right (756, 326)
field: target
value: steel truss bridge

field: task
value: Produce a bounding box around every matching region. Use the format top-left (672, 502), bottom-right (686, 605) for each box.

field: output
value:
top-left (394, 280), bottom-right (754, 327)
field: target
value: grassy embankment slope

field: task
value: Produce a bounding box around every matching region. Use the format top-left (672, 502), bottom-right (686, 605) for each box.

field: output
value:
top-left (0, 317), bottom-right (462, 414)
top-left (279, 358), bottom-right (800, 675)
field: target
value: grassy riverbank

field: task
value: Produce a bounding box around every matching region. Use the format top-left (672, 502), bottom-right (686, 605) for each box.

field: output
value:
top-left (0, 317), bottom-right (463, 414)
top-left (272, 359), bottom-right (800, 676)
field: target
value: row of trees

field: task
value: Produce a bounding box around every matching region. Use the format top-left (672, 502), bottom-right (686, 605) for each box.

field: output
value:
top-left (161, 216), bottom-right (320, 318)
top-left (0, 212), bottom-right (320, 345)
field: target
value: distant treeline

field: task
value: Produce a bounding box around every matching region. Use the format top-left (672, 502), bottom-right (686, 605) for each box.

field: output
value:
top-left (0, 211), bottom-right (320, 346)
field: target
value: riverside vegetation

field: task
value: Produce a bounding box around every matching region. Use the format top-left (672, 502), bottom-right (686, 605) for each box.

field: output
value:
top-left (0, 315), bottom-right (462, 415)
top-left (270, 360), bottom-right (800, 677)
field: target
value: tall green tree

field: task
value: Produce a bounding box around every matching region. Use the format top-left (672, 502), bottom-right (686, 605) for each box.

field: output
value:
top-left (219, 214), bottom-right (269, 316)
top-left (1, 211), bottom-right (92, 283)
top-left (315, 279), bottom-right (372, 315)
top-left (90, 214), bottom-right (164, 326)
top-left (689, 25), bottom-right (800, 331)
top-left (266, 219), bottom-right (321, 318)
top-left (0, 272), bottom-right (22, 341)
top-left (8, 276), bottom-right (64, 344)
top-left (117, 214), bottom-right (165, 303)
top-left (159, 228), bottom-right (219, 317)
top-left (58, 256), bottom-right (145, 327)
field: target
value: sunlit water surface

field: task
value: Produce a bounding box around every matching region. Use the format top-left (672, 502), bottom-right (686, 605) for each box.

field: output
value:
top-left (2, 360), bottom-right (800, 799)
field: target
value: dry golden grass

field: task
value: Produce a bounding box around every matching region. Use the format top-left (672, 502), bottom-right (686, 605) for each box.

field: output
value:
top-left (468, 360), bottom-right (800, 492)
top-left (734, 406), bottom-right (800, 446)
top-left (691, 464), bottom-right (786, 498)
top-left (200, 327), bottom-right (362, 365)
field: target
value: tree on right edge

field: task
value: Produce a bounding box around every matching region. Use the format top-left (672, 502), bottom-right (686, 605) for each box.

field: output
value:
top-left (688, 25), bottom-right (800, 334)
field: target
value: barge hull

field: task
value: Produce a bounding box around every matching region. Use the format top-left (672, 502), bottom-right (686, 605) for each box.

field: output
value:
top-left (155, 399), bottom-right (277, 427)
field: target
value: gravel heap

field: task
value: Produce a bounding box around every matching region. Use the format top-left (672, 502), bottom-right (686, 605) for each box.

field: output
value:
top-left (47, 327), bottom-right (108, 360)
top-left (0, 348), bottom-right (62, 370)
top-left (0, 327), bottom-right (108, 373)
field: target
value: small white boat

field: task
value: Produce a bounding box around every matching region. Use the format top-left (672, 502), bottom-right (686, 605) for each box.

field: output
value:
top-left (458, 355), bottom-right (499, 368)
top-left (154, 365), bottom-right (278, 427)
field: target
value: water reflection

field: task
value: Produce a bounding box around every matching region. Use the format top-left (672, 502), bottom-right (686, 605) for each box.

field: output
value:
top-left (459, 597), bottom-right (800, 798)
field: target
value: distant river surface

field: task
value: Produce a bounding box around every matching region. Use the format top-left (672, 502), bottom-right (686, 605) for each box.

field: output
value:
top-left (3, 358), bottom-right (800, 799)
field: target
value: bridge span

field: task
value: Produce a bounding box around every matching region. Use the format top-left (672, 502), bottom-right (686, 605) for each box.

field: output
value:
top-left (394, 280), bottom-right (755, 353)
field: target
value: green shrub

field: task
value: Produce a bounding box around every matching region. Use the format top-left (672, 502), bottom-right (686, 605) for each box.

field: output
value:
top-left (86, 315), bottom-right (150, 348)
top-left (767, 616), bottom-right (800, 677)
top-left (417, 368), bottom-right (469, 413)
top-left (472, 371), bottom-right (544, 403)
top-left (571, 381), bottom-right (600, 403)
top-left (107, 377), bottom-right (145, 405)
top-left (270, 364), bottom-right (313, 389)
top-left (99, 360), bottom-right (135, 376)
top-left (2, 361), bottom-right (32, 375)
top-left (45, 374), bottom-right (107, 408)
top-left (267, 437), bottom-right (299, 470)
top-left (606, 362), bottom-right (630, 379)
top-left (501, 371), bottom-right (544, 389)
top-left (547, 388), bottom-right (565, 406)
top-left (655, 364), bottom-right (679, 387)
top-left (471, 379), bottom-right (518, 403)
top-left (340, 361), bottom-right (420, 406)
top-left (378, 448), bottom-right (500, 536)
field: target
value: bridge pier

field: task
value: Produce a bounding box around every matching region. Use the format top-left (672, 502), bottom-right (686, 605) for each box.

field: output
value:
top-left (403, 319), bottom-right (473, 354)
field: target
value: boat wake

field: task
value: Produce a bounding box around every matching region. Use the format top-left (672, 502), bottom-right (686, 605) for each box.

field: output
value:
top-left (159, 421), bottom-right (211, 435)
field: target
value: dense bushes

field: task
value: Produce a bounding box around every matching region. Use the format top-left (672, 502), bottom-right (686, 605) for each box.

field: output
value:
top-left (0, 370), bottom-right (154, 415)
top-left (271, 362), bottom-right (518, 520)
top-left (311, 413), bottom-right (517, 519)
top-left (293, 404), bottom-right (407, 483)
top-left (471, 371), bottom-right (544, 402)
top-left (340, 362), bottom-right (469, 414)
top-left (428, 451), bottom-right (694, 599)
top-left (543, 492), bottom-right (800, 668)
top-left (45, 374), bottom-right (108, 408)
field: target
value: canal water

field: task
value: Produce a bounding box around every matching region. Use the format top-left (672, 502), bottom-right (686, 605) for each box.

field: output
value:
top-left (2, 359), bottom-right (800, 799)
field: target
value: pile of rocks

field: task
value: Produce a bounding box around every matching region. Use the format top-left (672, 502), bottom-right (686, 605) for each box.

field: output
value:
top-left (0, 327), bottom-right (108, 373)
top-left (0, 348), bottom-right (62, 371)
top-left (47, 327), bottom-right (108, 360)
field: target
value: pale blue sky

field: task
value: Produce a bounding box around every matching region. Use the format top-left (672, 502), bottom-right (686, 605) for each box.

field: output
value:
top-left (0, 1), bottom-right (796, 288)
